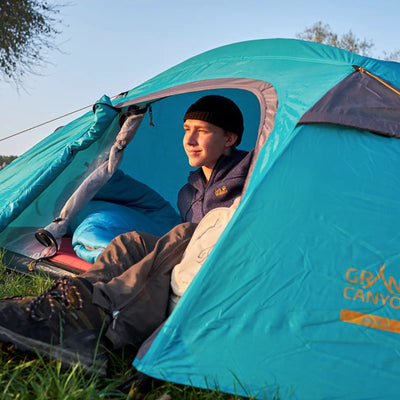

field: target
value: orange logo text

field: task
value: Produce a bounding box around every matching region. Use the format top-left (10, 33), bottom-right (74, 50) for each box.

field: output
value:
top-left (344, 264), bottom-right (400, 309)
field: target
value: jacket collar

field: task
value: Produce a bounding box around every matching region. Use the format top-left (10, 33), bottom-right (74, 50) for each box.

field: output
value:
top-left (187, 149), bottom-right (247, 191)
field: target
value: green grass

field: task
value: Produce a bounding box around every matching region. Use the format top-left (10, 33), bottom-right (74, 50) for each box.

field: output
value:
top-left (0, 251), bottom-right (274, 400)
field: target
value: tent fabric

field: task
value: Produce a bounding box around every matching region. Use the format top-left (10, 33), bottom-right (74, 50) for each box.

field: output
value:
top-left (298, 66), bottom-right (400, 137)
top-left (1, 38), bottom-right (400, 399)
top-left (0, 97), bottom-right (119, 232)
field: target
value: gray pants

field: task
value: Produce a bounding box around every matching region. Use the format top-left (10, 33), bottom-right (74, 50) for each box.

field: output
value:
top-left (81, 222), bottom-right (197, 349)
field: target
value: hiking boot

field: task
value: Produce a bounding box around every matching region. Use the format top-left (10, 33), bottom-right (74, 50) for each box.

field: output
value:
top-left (0, 276), bottom-right (110, 375)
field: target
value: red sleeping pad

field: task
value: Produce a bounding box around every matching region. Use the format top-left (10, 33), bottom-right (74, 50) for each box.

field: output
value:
top-left (50, 237), bottom-right (93, 273)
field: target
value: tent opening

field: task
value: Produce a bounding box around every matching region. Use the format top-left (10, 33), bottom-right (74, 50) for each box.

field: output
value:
top-left (1, 80), bottom-right (278, 275)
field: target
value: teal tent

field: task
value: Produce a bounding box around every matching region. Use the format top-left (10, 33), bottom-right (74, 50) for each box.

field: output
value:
top-left (1, 39), bottom-right (400, 399)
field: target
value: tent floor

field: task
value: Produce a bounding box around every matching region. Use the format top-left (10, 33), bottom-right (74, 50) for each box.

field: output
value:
top-left (3, 238), bottom-right (93, 279)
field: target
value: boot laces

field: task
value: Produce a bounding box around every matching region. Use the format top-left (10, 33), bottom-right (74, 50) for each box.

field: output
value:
top-left (26, 277), bottom-right (83, 323)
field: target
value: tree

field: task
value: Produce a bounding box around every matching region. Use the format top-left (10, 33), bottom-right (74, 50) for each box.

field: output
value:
top-left (382, 49), bottom-right (400, 62)
top-left (296, 21), bottom-right (399, 61)
top-left (0, 0), bottom-right (62, 84)
top-left (0, 155), bottom-right (17, 170)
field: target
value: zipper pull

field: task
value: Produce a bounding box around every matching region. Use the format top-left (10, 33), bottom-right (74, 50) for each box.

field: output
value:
top-left (112, 310), bottom-right (120, 329)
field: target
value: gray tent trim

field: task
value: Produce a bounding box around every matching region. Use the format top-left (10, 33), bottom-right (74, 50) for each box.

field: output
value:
top-left (298, 66), bottom-right (400, 138)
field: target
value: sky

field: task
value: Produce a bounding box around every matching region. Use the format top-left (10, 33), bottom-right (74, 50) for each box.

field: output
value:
top-left (1, 0), bottom-right (400, 155)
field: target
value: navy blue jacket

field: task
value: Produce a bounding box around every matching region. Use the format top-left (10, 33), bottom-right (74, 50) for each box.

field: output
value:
top-left (178, 149), bottom-right (253, 223)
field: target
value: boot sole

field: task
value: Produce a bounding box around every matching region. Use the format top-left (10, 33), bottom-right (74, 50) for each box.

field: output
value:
top-left (0, 325), bottom-right (107, 375)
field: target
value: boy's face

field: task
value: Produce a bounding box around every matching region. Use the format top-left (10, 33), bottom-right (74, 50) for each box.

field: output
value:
top-left (183, 119), bottom-right (238, 180)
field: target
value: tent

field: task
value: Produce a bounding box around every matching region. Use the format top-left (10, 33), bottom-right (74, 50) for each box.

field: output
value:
top-left (1, 38), bottom-right (400, 399)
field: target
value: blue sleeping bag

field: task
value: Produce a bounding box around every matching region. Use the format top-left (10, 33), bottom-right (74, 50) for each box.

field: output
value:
top-left (71, 201), bottom-right (173, 263)
top-left (70, 170), bottom-right (182, 263)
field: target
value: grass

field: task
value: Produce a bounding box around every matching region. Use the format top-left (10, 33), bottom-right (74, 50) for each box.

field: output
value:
top-left (0, 251), bottom-right (275, 400)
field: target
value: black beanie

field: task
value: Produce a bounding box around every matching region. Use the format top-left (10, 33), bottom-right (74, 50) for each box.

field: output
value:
top-left (184, 95), bottom-right (244, 146)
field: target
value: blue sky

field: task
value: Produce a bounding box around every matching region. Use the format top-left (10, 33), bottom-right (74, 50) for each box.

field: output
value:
top-left (1, 0), bottom-right (399, 155)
